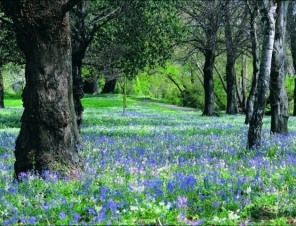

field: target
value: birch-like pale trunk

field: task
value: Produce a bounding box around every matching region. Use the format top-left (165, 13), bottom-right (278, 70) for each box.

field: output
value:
top-left (247, 0), bottom-right (276, 149)
top-left (270, 1), bottom-right (289, 135)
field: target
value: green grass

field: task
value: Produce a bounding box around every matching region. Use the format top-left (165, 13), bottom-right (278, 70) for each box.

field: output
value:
top-left (4, 94), bottom-right (23, 107)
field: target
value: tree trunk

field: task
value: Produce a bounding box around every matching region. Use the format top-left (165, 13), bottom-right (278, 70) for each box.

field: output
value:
top-left (196, 63), bottom-right (225, 109)
top-left (0, 69), bottom-right (4, 108)
top-left (241, 55), bottom-right (247, 111)
top-left (226, 57), bottom-right (237, 114)
top-left (203, 49), bottom-right (216, 116)
top-left (72, 57), bottom-right (84, 132)
top-left (245, 1), bottom-right (260, 124)
top-left (11, 1), bottom-right (84, 176)
top-left (93, 74), bottom-right (99, 94)
top-left (269, 1), bottom-right (289, 135)
top-left (224, 4), bottom-right (237, 115)
top-left (247, 0), bottom-right (276, 149)
top-left (288, 2), bottom-right (296, 115)
top-left (72, 0), bottom-right (87, 132)
top-left (102, 78), bottom-right (117, 94)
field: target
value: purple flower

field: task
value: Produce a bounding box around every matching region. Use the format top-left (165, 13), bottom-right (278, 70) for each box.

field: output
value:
top-left (176, 196), bottom-right (188, 209)
top-left (212, 201), bottom-right (220, 208)
top-left (73, 212), bottom-right (80, 221)
top-left (27, 217), bottom-right (36, 225)
top-left (59, 211), bottom-right (66, 220)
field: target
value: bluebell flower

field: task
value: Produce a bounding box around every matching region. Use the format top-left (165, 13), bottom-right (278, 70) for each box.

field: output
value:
top-left (59, 211), bottom-right (66, 220)
top-left (73, 212), bottom-right (80, 221)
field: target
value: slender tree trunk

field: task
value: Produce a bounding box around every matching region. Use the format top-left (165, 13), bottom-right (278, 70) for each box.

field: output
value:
top-left (288, 2), bottom-right (296, 115)
top-left (93, 74), bottom-right (99, 94)
top-left (270, 1), bottom-right (289, 135)
top-left (245, 1), bottom-right (260, 124)
top-left (214, 64), bottom-right (227, 93)
top-left (10, 1), bottom-right (84, 176)
top-left (102, 78), bottom-right (117, 93)
top-left (0, 69), bottom-right (4, 108)
top-left (241, 55), bottom-right (247, 111)
top-left (247, 0), bottom-right (276, 149)
top-left (72, 57), bottom-right (84, 132)
top-left (203, 49), bottom-right (216, 116)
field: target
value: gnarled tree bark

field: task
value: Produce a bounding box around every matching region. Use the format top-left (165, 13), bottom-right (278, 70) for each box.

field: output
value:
top-left (2, 0), bottom-right (84, 176)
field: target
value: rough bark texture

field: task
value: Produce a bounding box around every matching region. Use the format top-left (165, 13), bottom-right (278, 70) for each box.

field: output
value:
top-left (10, 0), bottom-right (84, 176)
top-left (247, 0), bottom-right (276, 149)
top-left (224, 4), bottom-right (237, 115)
top-left (102, 78), bottom-right (117, 94)
top-left (203, 49), bottom-right (216, 116)
top-left (72, 0), bottom-right (87, 132)
top-left (269, 1), bottom-right (289, 135)
top-left (0, 69), bottom-right (4, 108)
top-left (245, 1), bottom-right (260, 124)
top-left (225, 57), bottom-right (237, 114)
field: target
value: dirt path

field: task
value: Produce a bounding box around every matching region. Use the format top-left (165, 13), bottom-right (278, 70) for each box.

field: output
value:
top-left (138, 99), bottom-right (198, 112)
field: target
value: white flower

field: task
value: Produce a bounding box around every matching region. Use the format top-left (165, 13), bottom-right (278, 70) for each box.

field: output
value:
top-left (130, 206), bottom-right (139, 211)
top-left (246, 186), bottom-right (252, 194)
top-left (228, 210), bottom-right (240, 221)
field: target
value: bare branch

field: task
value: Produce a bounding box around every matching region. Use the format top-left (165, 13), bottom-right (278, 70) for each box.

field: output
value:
top-left (87, 7), bottom-right (120, 27)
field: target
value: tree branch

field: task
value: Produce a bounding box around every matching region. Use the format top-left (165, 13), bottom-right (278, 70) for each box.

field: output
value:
top-left (87, 7), bottom-right (120, 27)
top-left (214, 64), bottom-right (227, 93)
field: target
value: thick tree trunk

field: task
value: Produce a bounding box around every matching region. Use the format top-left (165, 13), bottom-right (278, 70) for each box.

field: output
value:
top-left (270, 1), bottom-right (289, 135)
top-left (247, 0), bottom-right (276, 149)
top-left (12, 1), bottom-right (84, 176)
top-left (102, 78), bottom-right (117, 94)
top-left (0, 69), bottom-right (4, 108)
top-left (245, 1), bottom-right (260, 124)
top-left (203, 50), bottom-right (216, 116)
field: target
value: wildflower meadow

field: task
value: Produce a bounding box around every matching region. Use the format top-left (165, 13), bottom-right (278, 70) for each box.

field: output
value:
top-left (0, 95), bottom-right (295, 225)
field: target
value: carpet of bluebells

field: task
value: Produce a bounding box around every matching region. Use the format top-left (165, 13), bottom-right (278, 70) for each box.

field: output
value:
top-left (0, 98), bottom-right (296, 225)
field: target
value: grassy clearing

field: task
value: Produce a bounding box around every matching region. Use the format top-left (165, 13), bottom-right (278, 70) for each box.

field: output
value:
top-left (0, 94), bottom-right (295, 225)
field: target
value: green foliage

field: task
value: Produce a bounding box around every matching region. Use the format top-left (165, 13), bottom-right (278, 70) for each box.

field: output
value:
top-left (285, 75), bottom-right (295, 113)
top-left (181, 83), bottom-right (204, 109)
